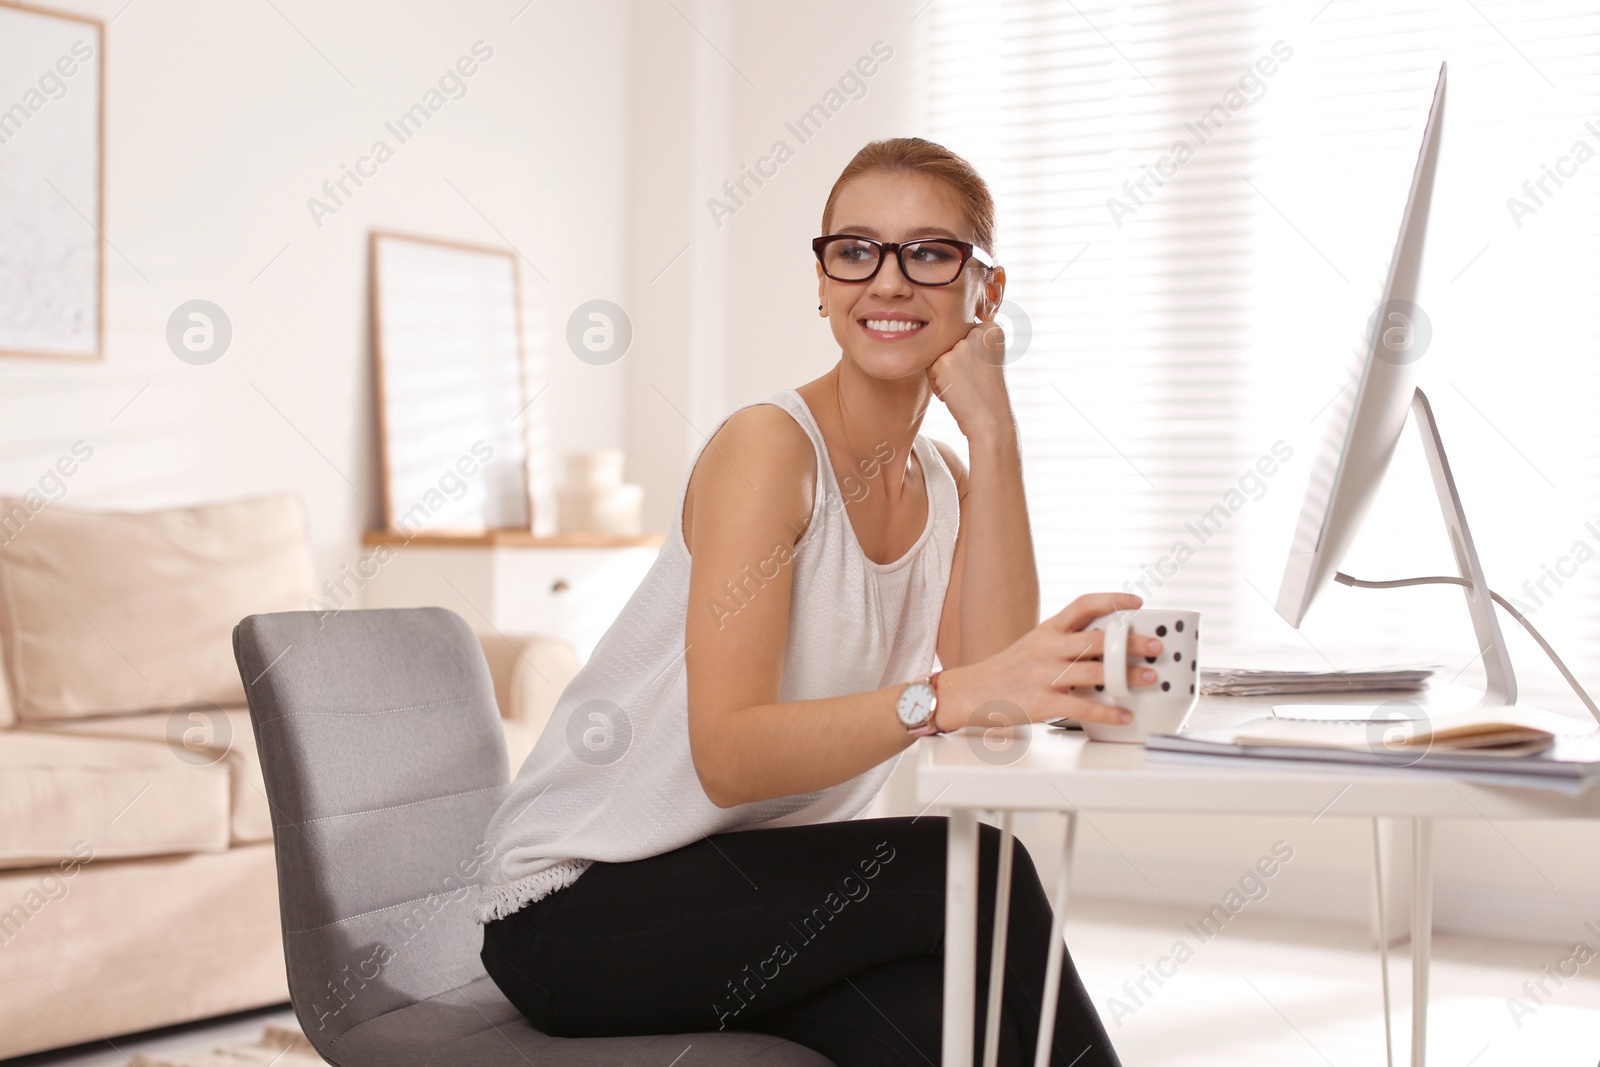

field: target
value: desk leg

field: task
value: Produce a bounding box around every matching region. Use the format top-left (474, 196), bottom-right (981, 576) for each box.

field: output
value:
top-left (1410, 817), bottom-right (1434, 1067)
top-left (982, 812), bottom-right (1015, 1067)
top-left (1371, 818), bottom-right (1394, 1067)
top-left (1033, 811), bottom-right (1078, 1067)
top-left (944, 808), bottom-right (980, 1067)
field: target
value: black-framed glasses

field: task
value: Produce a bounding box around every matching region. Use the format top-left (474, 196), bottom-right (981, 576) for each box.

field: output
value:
top-left (812, 234), bottom-right (993, 286)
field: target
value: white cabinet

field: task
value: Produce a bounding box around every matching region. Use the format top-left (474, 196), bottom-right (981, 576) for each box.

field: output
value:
top-left (358, 531), bottom-right (661, 661)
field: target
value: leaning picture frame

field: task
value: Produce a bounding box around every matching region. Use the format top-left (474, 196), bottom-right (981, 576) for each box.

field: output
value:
top-left (369, 230), bottom-right (534, 535)
top-left (0, 1), bottom-right (105, 360)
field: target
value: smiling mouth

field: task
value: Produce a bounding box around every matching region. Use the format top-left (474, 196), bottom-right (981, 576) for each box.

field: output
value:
top-left (860, 318), bottom-right (927, 335)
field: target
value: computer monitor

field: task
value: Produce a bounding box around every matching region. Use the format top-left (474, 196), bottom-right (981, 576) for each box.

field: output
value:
top-left (1273, 62), bottom-right (1540, 717)
top-left (1276, 63), bottom-right (1446, 628)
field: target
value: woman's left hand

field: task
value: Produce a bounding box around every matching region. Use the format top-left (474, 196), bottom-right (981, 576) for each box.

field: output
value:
top-left (926, 321), bottom-right (1016, 445)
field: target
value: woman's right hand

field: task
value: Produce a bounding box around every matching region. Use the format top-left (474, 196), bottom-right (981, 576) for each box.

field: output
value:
top-left (933, 592), bottom-right (1163, 731)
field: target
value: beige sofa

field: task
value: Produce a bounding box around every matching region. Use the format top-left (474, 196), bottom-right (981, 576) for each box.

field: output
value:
top-left (0, 490), bottom-right (579, 1060)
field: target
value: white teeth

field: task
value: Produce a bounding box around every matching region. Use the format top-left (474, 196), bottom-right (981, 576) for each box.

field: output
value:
top-left (863, 318), bottom-right (924, 333)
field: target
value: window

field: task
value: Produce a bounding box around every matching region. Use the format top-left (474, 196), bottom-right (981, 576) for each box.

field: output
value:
top-left (921, 0), bottom-right (1600, 714)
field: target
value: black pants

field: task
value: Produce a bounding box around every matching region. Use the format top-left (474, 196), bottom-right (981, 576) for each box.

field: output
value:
top-left (481, 816), bottom-right (1120, 1067)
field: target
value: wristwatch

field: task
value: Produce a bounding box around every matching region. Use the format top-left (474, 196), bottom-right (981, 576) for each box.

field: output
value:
top-left (897, 671), bottom-right (945, 737)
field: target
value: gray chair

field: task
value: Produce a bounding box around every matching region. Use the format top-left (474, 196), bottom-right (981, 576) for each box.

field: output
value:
top-left (233, 606), bottom-right (831, 1067)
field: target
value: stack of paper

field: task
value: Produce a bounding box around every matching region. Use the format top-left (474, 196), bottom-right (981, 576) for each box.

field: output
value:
top-left (1201, 663), bottom-right (1440, 697)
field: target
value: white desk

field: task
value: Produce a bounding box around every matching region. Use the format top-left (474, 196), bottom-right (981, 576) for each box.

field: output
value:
top-left (917, 689), bottom-right (1600, 1067)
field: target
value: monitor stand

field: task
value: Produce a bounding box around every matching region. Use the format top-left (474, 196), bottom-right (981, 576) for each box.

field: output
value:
top-left (1273, 386), bottom-right (1595, 727)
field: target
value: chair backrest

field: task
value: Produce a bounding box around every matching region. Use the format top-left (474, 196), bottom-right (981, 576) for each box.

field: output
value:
top-left (233, 607), bottom-right (508, 1051)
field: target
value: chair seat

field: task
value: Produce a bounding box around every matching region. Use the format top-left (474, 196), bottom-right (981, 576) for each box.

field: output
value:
top-left (331, 975), bottom-right (833, 1067)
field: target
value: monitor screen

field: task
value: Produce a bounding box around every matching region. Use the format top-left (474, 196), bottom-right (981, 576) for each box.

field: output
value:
top-left (1276, 63), bottom-right (1449, 628)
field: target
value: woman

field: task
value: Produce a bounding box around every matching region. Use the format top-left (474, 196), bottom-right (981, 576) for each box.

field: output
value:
top-left (476, 137), bottom-right (1161, 1066)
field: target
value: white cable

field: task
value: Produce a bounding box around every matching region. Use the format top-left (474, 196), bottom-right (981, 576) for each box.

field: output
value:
top-left (1333, 571), bottom-right (1600, 721)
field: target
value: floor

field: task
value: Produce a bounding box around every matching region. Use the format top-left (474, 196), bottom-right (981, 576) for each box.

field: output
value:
top-left (6, 898), bottom-right (1598, 1066)
top-left (1066, 897), bottom-right (1600, 1067)
top-left (0, 1005), bottom-right (300, 1067)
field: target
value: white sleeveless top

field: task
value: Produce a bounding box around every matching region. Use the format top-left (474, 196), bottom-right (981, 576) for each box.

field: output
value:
top-left (475, 389), bottom-right (960, 923)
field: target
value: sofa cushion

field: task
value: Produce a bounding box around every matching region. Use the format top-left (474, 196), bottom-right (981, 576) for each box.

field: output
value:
top-left (0, 843), bottom-right (286, 1060)
top-left (0, 491), bottom-right (317, 721)
top-left (35, 710), bottom-right (542, 849)
top-left (0, 731), bottom-right (230, 869)
top-left (501, 718), bottom-right (543, 779)
top-left (477, 631), bottom-right (580, 735)
top-left (32, 708), bottom-right (271, 845)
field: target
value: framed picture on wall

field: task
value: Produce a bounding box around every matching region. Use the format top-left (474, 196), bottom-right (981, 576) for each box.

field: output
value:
top-left (0, 1), bottom-right (104, 360)
top-left (369, 230), bottom-right (534, 535)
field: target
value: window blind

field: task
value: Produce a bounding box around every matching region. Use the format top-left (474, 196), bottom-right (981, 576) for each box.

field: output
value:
top-left (921, 0), bottom-right (1600, 715)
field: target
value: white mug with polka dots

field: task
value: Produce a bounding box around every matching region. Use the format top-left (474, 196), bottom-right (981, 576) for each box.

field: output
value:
top-left (1075, 608), bottom-right (1200, 744)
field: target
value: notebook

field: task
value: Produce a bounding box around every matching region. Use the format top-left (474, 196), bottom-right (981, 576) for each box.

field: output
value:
top-left (1147, 706), bottom-right (1600, 781)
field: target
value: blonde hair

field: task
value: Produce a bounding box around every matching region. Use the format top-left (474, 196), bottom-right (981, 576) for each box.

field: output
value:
top-left (821, 137), bottom-right (996, 256)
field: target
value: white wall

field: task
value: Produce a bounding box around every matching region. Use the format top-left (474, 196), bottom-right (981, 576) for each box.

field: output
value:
top-left (621, 0), bottom-right (926, 533)
top-left (0, 0), bottom-right (633, 581)
top-left (0, 0), bottom-right (929, 586)
top-left (720, 3), bottom-right (927, 408)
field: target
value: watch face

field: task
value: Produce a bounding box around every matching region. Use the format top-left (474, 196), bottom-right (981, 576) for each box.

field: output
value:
top-left (898, 681), bottom-right (935, 726)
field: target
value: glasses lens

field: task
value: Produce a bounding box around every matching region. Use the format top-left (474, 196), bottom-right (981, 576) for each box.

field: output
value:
top-left (901, 240), bottom-right (967, 285)
top-left (822, 238), bottom-right (881, 281)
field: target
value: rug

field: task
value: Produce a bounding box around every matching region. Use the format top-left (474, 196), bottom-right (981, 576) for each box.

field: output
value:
top-left (129, 1024), bottom-right (323, 1067)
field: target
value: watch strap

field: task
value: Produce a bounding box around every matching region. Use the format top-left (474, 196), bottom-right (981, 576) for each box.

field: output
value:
top-left (905, 670), bottom-right (945, 737)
